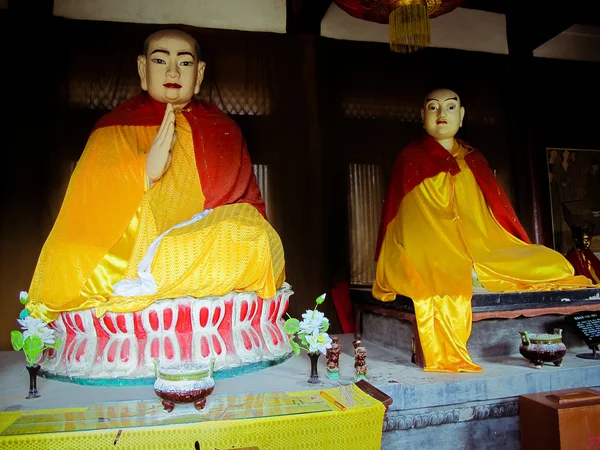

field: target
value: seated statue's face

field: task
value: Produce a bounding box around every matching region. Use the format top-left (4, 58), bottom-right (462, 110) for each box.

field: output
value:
top-left (137, 32), bottom-right (206, 110)
top-left (421, 89), bottom-right (465, 142)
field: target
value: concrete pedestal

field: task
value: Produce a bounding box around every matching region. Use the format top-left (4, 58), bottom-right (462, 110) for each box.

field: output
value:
top-left (2, 332), bottom-right (599, 449)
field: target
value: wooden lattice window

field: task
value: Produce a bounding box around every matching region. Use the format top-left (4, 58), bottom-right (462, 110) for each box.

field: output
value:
top-left (205, 83), bottom-right (270, 116)
top-left (342, 97), bottom-right (421, 122)
top-left (253, 164), bottom-right (272, 219)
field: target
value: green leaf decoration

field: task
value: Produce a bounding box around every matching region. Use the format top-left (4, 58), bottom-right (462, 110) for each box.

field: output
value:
top-left (19, 309), bottom-right (31, 320)
top-left (315, 293), bottom-right (326, 305)
top-left (300, 335), bottom-right (308, 346)
top-left (25, 354), bottom-right (36, 367)
top-left (23, 335), bottom-right (43, 367)
top-left (320, 320), bottom-right (330, 333)
top-left (11, 331), bottom-right (24, 351)
top-left (283, 318), bottom-right (300, 335)
top-left (46, 338), bottom-right (62, 350)
top-left (290, 339), bottom-right (301, 355)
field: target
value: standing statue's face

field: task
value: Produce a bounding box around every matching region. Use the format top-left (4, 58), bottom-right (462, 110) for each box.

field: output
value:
top-left (421, 89), bottom-right (465, 142)
top-left (137, 34), bottom-right (206, 110)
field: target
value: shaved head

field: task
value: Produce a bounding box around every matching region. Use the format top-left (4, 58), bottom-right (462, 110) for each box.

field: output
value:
top-left (143, 29), bottom-right (201, 61)
top-left (424, 88), bottom-right (461, 108)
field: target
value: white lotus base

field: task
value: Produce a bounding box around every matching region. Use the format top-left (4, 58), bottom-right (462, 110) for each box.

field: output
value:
top-left (41, 284), bottom-right (293, 381)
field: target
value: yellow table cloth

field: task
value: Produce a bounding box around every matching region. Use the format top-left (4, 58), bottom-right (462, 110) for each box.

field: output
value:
top-left (0, 385), bottom-right (385, 450)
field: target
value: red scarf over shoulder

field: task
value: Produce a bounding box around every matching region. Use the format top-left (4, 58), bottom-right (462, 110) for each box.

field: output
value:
top-left (94, 93), bottom-right (266, 218)
top-left (375, 134), bottom-right (530, 260)
top-left (566, 248), bottom-right (600, 284)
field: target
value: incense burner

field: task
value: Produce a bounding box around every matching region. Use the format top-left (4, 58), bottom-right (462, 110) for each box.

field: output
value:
top-left (519, 329), bottom-right (567, 369)
top-left (153, 360), bottom-right (215, 412)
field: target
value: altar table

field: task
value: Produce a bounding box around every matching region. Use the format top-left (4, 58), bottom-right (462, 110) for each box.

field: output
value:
top-left (0, 384), bottom-right (387, 450)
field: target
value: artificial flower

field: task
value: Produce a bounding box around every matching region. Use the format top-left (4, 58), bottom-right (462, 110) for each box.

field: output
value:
top-left (19, 291), bottom-right (30, 305)
top-left (301, 309), bottom-right (325, 324)
top-left (11, 292), bottom-right (62, 368)
top-left (284, 293), bottom-right (332, 355)
top-left (299, 320), bottom-right (318, 335)
top-left (306, 331), bottom-right (333, 354)
top-left (299, 316), bottom-right (329, 335)
top-left (18, 316), bottom-right (56, 345)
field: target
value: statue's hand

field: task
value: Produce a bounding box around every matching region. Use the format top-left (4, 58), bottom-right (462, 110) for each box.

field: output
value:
top-left (146, 103), bottom-right (177, 184)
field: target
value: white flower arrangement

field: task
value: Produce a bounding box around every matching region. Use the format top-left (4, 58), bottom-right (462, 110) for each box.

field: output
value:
top-left (10, 291), bottom-right (61, 367)
top-left (284, 293), bottom-right (333, 355)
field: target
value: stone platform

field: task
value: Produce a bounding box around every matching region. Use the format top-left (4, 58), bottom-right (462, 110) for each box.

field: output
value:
top-left (347, 287), bottom-right (600, 448)
top-left (352, 286), bottom-right (600, 366)
top-left (2, 332), bottom-right (600, 449)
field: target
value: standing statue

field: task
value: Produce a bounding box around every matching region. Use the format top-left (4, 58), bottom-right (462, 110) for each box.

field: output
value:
top-left (373, 88), bottom-right (592, 373)
top-left (326, 336), bottom-right (341, 379)
top-left (27, 29), bottom-right (286, 322)
top-left (566, 224), bottom-right (600, 284)
top-left (353, 340), bottom-right (367, 381)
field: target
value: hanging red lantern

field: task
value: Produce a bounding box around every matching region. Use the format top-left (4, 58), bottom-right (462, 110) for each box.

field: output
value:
top-left (333, 0), bottom-right (465, 53)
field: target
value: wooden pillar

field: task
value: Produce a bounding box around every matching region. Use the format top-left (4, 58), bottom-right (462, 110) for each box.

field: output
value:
top-left (505, 4), bottom-right (548, 245)
top-left (505, 2), bottom-right (577, 246)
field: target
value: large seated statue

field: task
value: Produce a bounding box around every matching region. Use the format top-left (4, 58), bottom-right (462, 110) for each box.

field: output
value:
top-left (28, 30), bottom-right (290, 381)
top-left (373, 88), bottom-right (592, 374)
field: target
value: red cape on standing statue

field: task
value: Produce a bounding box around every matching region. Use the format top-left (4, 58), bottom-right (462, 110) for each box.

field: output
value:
top-left (375, 134), bottom-right (531, 260)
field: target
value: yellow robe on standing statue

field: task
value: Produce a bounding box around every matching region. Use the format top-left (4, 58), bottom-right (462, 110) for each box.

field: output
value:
top-left (374, 142), bottom-right (591, 373)
top-left (28, 104), bottom-right (285, 323)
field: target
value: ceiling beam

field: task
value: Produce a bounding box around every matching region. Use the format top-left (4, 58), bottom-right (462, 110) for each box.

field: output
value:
top-left (287, 0), bottom-right (332, 34)
top-left (8, 0), bottom-right (53, 14)
top-left (462, 0), bottom-right (505, 15)
top-left (506, 0), bottom-right (578, 56)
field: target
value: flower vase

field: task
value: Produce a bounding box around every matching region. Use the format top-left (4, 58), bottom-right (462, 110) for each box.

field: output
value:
top-left (307, 352), bottom-right (320, 384)
top-left (26, 364), bottom-right (41, 399)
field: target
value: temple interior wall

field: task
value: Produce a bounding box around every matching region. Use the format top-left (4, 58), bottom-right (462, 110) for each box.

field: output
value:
top-left (2, 11), bottom-right (600, 350)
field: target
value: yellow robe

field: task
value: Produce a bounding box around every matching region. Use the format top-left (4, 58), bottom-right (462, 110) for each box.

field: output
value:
top-left (374, 142), bottom-right (591, 373)
top-left (29, 112), bottom-right (285, 322)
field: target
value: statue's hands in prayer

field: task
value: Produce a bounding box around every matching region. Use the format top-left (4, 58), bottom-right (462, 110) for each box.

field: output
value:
top-left (146, 103), bottom-right (177, 184)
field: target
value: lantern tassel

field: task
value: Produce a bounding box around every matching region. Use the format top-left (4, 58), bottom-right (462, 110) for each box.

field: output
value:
top-left (389, 0), bottom-right (431, 53)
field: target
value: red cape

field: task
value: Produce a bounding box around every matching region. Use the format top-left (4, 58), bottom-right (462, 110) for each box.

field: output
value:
top-left (566, 248), bottom-right (600, 284)
top-left (375, 134), bottom-right (530, 260)
top-left (94, 93), bottom-right (266, 218)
